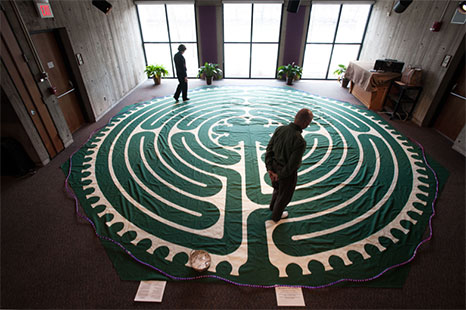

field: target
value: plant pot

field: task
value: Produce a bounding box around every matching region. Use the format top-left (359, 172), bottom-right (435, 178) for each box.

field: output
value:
top-left (153, 76), bottom-right (161, 85)
top-left (206, 76), bottom-right (212, 85)
top-left (286, 76), bottom-right (294, 86)
top-left (341, 77), bottom-right (349, 88)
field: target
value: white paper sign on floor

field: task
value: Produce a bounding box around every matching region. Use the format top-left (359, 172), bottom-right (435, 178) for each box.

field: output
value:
top-left (275, 286), bottom-right (306, 307)
top-left (134, 281), bottom-right (167, 303)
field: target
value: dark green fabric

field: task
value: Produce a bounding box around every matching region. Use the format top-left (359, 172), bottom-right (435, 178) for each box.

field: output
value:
top-left (62, 86), bottom-right (448, 288)
top-left (265, 122), bottom-right (306, 179)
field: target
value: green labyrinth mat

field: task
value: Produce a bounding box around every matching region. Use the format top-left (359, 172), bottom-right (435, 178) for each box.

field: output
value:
top-left (64, 86), bottom-right (445, 287)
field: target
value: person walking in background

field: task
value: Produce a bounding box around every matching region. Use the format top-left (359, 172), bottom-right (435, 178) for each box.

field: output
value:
top-left (173, 44), bottom-right (189, 102)
top-left (265, 108), bottom-right (313, 222)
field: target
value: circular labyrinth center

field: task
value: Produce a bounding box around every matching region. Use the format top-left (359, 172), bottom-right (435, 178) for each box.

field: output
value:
top-left (73, 86), bottom-right (436, 286)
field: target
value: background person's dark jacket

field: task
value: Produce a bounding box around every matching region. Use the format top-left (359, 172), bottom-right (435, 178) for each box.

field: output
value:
top-left (174, 51), bottom-right (187, 79)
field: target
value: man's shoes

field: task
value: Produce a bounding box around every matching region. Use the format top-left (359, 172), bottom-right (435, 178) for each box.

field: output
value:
top-left (183, 98), bottom-right (190, 101)
top-left (174, 97), bottom-right (179, 103)
top-left (281, 211), bottom-right (288, 219)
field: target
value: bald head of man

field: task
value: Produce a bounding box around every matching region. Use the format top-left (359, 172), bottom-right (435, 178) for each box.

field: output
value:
top-left (294, 108), bottom-right (313, 130)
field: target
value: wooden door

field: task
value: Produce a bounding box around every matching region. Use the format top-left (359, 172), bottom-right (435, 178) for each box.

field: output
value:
top-left (31, 32), bottom-right (85, 133)
top-left (434, 63), bottom-right (466, 141)
top-left (0, 10), bottom-right (63, 157)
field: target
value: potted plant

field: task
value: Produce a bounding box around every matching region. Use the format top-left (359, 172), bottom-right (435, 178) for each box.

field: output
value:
top-left (144, 64), bottom-right (168, 85)
top-left (333, 64), bottom-right (349, 88)
top-left (277, 62), bottom-right (303, 85)
top-left (197, 62), bottom-right (222, 85)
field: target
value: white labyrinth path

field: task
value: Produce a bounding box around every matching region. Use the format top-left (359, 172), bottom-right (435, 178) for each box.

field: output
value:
top-left (75, 86), bottom-right (433, 285)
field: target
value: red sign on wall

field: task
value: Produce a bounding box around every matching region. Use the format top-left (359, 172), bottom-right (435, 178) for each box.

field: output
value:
top-left (34, 1), bottom-right (54, 19)
top-left (40, 4), bottom-right (52, 17)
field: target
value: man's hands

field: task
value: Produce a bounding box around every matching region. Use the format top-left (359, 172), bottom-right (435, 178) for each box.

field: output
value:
top-left (184, 77), bottom-right (188, 82)
top-left (268, 170), bottom-right (278, 182)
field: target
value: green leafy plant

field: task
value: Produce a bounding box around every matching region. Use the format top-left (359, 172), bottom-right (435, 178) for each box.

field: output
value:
top-left (333, 64), bottom-right (347, 79)
top-left (144, 64), bottom-right (168, 84)
top-left (277, 62), bottom-right (303, 85)
top-left (333, 64), bottom-right (349, 88)
top-left (197, 62), bottom-right (223, 85)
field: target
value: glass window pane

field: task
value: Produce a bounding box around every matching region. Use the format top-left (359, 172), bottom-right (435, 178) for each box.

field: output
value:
top-left (251, 44), bottom-right (278, 78)
top-left (171, 43), bottom-right (199, 78)
top-left (166, 4), bottom-right (197, 42)
top-left (224, 43), bottom-right (250, 78)
top-left (327, 45), bottom-right (360, 79)
top-left (224, 3), bottom-right (252, 42)
top-left (301, 44), bottom-right (332, 78)
top-left (252, 4), bottom-right (282, 42)
top-left (335, 5), bottom-right (371, 43)
top-left (145, 43), bottom-right (173, 77)
top-left (307, 4), bottom-right (340, 43)
top-left (137, 5), bottom-right (168, 42)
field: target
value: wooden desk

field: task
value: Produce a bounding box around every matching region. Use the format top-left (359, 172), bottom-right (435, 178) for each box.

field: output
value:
top-left (345, 61), bottom-right (401, 111)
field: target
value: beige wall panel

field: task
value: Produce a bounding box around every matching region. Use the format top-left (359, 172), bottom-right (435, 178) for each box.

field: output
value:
top-left (360, 0), bottom-right (465, 126)
top-left (16, 0), bottom-right (146, 119)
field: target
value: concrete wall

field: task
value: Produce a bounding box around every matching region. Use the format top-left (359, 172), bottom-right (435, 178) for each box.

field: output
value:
top-left (359, 0), bottom-right (466, 126)
top-left (7, 0), bottom-right (464, 133)
top-left (15, 0), bottom-right (146, 120)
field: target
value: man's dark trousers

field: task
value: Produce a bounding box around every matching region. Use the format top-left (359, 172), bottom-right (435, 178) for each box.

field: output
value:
top-left (174, 77), bottom-right (188, 101)
top-left (269, 161), bottom-right (298, 222)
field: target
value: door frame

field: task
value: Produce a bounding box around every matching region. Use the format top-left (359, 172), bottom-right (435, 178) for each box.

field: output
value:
top-left (1, 9), bottom-right (64, 159)
top-left (55, 28), bottom-right (94, 123)
top-left (2, 0), bottom-right (95, 154)
top-left (2, 0), bottom-right (74, 149)
top-left (433, 55), bottom-right (465, 141)
top-left (30, 28), bottom-right (92, 127)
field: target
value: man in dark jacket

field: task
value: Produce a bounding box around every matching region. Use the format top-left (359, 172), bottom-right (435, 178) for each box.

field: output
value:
top-left (265, 108), bottom-right (313, 222)
top-left (173, 44), bottom-right (189, 102)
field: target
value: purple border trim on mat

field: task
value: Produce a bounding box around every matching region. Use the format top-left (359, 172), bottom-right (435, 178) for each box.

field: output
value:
top-left (64, 89), bottom-right (439, 289)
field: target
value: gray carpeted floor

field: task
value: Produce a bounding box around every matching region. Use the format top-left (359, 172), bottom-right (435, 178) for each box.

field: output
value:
top-left (1, 79), bottom-right (464, 309)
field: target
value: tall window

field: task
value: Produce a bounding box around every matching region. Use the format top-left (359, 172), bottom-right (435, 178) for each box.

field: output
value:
top-left (137, 3), bottom-right (199, 78)
top-left (302, 3), bottom-right (372, 79)
top-left (223, 2), bottom-right (282, 78)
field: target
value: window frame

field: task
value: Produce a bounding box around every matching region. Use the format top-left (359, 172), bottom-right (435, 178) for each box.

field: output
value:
top-left (222, 2), bottom-right (284, 79)
top-left (136, 2), bottom-right (200, 78)
top-left (302, 3), bottom-right (373, 80)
